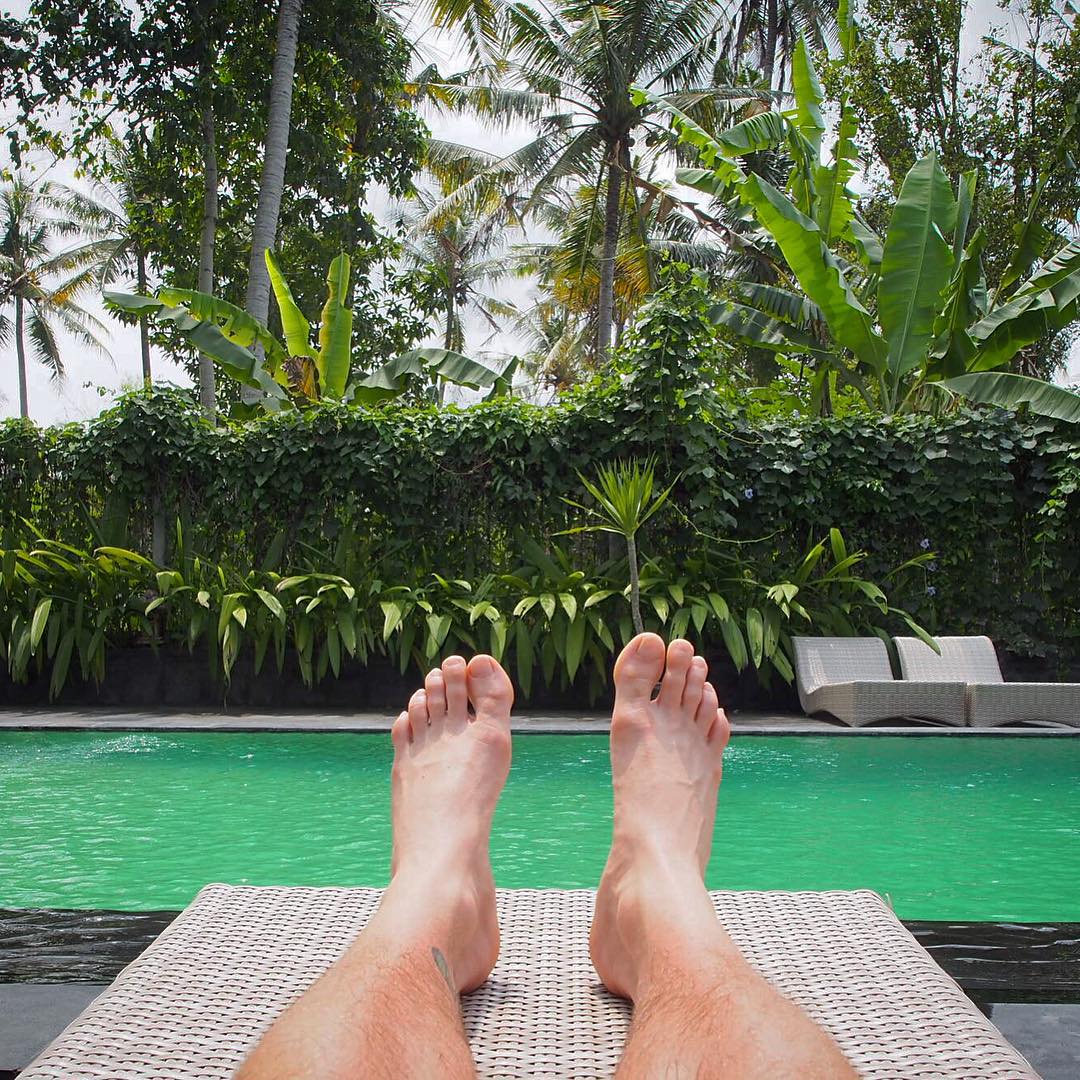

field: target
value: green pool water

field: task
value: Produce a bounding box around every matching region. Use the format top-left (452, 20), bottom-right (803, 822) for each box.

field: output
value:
top-left (2, 731), bottom-right (1078, 920)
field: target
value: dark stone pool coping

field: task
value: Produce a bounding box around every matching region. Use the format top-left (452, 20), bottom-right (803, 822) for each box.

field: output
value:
top-left (0, 707), bottom-right (1077, 735)
top-left (3, 908), bottom-right (1078, 1003)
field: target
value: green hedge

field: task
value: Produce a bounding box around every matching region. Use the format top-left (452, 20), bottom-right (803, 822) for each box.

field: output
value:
top-left (2, 377), bottom-right (1079, 678)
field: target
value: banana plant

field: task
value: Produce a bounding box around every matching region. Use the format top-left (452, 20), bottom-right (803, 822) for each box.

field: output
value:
top-left (105, 250), bottom-right (510, 412)
top-left (634, 21), bottom-right (1080, 421)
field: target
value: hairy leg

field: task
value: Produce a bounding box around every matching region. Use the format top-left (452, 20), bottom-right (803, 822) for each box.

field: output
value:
top-left (592, 635), bottom-right (856, 1079)
top-left (236, 654), bottom-right (514, 1080)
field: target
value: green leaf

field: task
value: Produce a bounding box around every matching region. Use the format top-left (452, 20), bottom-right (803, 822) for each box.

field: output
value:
top-left (265, 249), bottom-right (315, 359)
top-left (739, 174), bottom-right (887, 374)
top-left (30, 598), bottom-right (52, 652)
top-left (746, 606), bottom-right (764, 667)
top-left (878, 152), bottom-right (957, 388)
top-left (318, 254), bottom-right (354, 399)
top-left (558, 593), bottom-right (578, 622)
top-left (515, 621), bottom-right (534, 699)
top-left (539, 593), bottom-right (556, 620)
top-left (790, 36), bottom-right (825, 157)
top-left (565, 615), bottom-right (586, 681)
top-left (255, 588), bottom-right (285, 622)
top-left (720, 617), bottom-right (748, 670)
top-left (937, 373), bottom-right (1080, 423)
top-left (49, 627), bottom-right (75, 701)
top-left (381, 600), bottom-right (404, 640)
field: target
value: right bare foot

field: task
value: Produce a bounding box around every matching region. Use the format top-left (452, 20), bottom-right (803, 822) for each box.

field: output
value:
top-left (590, 634), bottom-right (731, 998)
top-left (385, 653), bottom-right (514, 992)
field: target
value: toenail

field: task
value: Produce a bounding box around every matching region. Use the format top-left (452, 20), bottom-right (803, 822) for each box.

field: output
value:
top-left (471, 656), bottom-right (495, 675)
top-left (445, 655), bottom-right (465, 668)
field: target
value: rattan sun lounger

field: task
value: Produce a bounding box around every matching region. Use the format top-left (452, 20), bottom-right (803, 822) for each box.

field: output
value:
top-left (793, 636), bottom-right (966, 726)
top-left (894, 634), bottom-right (1080, 727)
top-left (22, 884), bottom-right (1035, 1079)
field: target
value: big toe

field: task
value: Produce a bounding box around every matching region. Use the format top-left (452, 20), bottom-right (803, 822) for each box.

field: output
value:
top-left (467, 654), bottom-right (514, 727)
top-left (613, 633), bottom-right (666, 705)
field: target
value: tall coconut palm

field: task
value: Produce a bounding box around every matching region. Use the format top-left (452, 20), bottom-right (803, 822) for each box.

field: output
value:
top-left (242, 0), bottom-right (304, 335)
top-left (719, 0), bottom-right (837, 91)
top-left (398, 187), bottom-right (520, 382)
top-left (418, 0), bottom-right (770, 363)
top-left (0, 179), bottom-right (110, 418)
top-left (55, 134), bottom-right (156, 385)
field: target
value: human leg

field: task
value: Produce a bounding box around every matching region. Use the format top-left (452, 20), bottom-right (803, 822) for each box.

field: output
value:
top-left (235, 654), bottom-right (514, 1080)
top-left (591, 635), bottom-right (856, 1079)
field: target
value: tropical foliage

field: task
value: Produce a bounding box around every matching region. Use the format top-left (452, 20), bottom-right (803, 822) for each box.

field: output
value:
top-left (636, 23), bottom-right (1080, 420)
top-left (105, 251), bottom-right (511, 411)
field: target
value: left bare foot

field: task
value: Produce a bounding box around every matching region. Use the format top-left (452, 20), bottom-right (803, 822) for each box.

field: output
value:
top-left (386, 654), bottom-right (513, 992)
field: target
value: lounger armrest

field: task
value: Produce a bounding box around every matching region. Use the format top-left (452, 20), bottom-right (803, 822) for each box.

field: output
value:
top-left (802, 680), bottom-right (966, 727)
top-left (966, 682), bottom-right (1080, 727)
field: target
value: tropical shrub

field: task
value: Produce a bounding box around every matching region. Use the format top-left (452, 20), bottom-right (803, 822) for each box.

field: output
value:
top-left (0, 528), bottom-right (931, 702)
top-left (1, 384), bottom-right (1078, 670)
top-left (635, 21), bottom-right (1080, 421)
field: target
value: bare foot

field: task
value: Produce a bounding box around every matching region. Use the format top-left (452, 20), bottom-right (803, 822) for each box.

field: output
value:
top-left (388, 653), bottom-right (513, 992)
top-left (590, 634), bottom-right (730, 998)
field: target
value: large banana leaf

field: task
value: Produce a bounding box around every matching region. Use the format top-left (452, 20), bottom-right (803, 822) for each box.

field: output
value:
top-left (738, 175), bottom-right (888, 375)
top-left (877, 153), bottom-right (957, 390)
top-left (733, 282), bottom-right (823, 326)
top-left (814, 103), bottom-right (858, 243)
top-left (350, 348), bottom-right (508, 405)
top-left (710, 300), bottom-right (832, 356)
top-left (790, 36), bottom-right (825, 157)
top-left (317, 254), bottom-right (353, 400)
top-left (265, 249), bottom-right (314, 359)
top-left (939, 372), bottom-right (1080, 422)
top-left (928, 227), bottom-right (987, 378)
top-left (103, 291), bottom-right (288, 400)
top-left (155, 288), bottom-right (286, 366)
top-left (1014, 236), bottom-right (1080, 301)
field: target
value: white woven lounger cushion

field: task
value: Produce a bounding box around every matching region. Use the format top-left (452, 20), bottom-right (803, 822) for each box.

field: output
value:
top-left (22, 884), bottom-right (1036, 1080)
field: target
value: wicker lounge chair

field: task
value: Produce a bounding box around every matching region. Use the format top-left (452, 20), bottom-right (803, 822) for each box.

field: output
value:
top-left (792, 636), bottom-right (966, 726)
top-left (894, 634), bottom-right (1080, 727)
top-left (21, 883), bottom-right (1036, 1079)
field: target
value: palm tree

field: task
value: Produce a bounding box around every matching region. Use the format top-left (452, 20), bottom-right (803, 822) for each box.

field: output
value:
top-left (418, 0), bottom-right (769, 363)
top-left (55, 134), bottom-right (156, 385)
top-left (242, 0), bottom-right (304, 336)
top-left (512, 172), bottom-right (727, 372)
top-left (0, 178), bottom-right (110, 418)
top-left (719, 0), bottom-right (837, 91)
top-left (398, 188), bottom-right (519, 372)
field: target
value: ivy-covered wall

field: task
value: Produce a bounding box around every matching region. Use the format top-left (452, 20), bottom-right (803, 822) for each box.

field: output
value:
top-left (2, 379), bottom-right (1078, 672)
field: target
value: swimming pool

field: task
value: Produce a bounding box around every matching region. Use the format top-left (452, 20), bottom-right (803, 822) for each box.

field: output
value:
top-left (2, 731), bottom-right (1078, 920)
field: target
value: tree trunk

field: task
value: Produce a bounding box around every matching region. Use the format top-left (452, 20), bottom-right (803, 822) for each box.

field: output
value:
top-left (198, 98), bottom-right (218, 416)
top-left (596, 145), bottom-right (623, 363)
top-left (763, 0), bottom-right (779, 90)
top-left (626, 532), bottom-right (643, 635)
top-left (243, 0), bottom-right (303, 329)
top-left (14, 294), bottom-right (28, 419)
top-left (136, 251), bottom-right (152, 386)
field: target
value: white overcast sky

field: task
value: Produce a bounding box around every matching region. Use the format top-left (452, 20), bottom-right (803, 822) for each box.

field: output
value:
top-left (1, 0), bottom-right (1077, 423)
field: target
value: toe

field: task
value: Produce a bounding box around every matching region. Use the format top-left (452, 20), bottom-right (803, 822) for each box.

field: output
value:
top-left (708, 705), bottom-right (731, 750)
top-left (656, 639), bottom-right (694, 712)
top-left (613, 633), bottom-right (666, 705)
top-left (467, 654), bottom-right (514, 729)
top-left (391, 710), bottom-right (411, 749)
top-left (442, 655), bottom-right (470, 730)
top-left (407, 688), bottom-right (429, 742)
top-left (694, 682), bottom-right (717, 730)
top-left (682, 655), bottom-right (708, 714)
top-left (425, 668), bottom-right (447, 725)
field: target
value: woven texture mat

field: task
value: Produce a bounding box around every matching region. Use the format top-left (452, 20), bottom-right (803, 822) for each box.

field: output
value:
top-left (23, 884), bottom-right (1036, 1079)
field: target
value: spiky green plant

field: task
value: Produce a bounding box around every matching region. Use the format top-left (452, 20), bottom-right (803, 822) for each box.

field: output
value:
top-left (561, 457), bottom-right (676, 634)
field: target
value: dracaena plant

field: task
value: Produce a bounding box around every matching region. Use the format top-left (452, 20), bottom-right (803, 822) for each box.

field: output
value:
top-left (105, 250), bottom-right (511, 414)
top-left (560, 456), bottom-right (677, 635)
top-left (634, 6), bottom-right (1080, 422)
